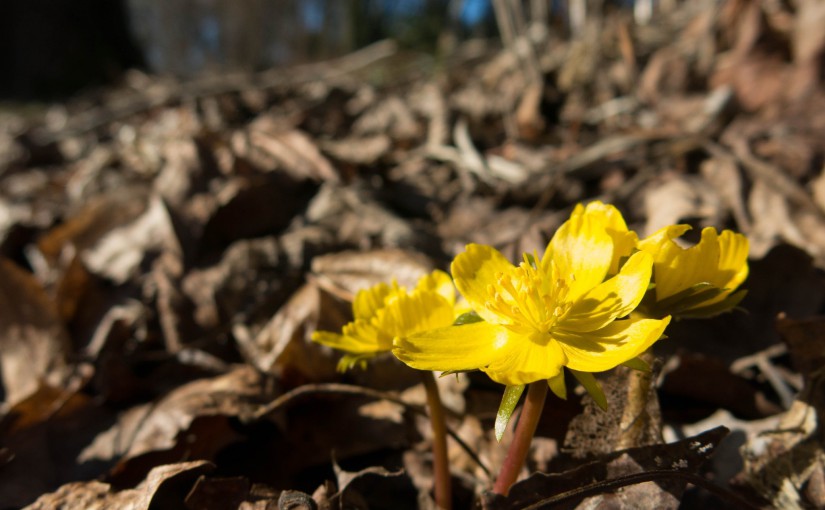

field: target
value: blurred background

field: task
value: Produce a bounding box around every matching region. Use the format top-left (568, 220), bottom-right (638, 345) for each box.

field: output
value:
top-left (1, 0), bottom-right (499, 99)
top-left (0, 0), bottom-right (663, 100)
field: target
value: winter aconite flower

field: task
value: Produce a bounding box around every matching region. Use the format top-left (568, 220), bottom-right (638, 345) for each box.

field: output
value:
top-left (393, 202), bottom-right (671, 394)
top-left (312, 270), bottom-right (458, 371)
top-left (636, 225), bottom-right (749, 318)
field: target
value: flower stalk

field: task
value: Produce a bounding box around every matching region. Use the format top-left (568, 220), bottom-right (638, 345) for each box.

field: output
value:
top-left (421, 371), bottom-right (452, 509)
top-left (493, 381), bottom-right (548, 496)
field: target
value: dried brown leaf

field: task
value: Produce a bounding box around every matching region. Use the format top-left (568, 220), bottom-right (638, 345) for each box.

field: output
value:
top-left (184, 475), bottom-right (250, 510)
top-left (0, 384), bottom-right (114, 508)
top-left (310, 249), bottom-right (433, 299)
top-left (320, 135), bottom-right (391, 165)
top-left (748, 180), bottom-right (806, 259)
top-left (23, 460), bottom-right (214, 510)
top-left (304, 184), bottom-right (423, 250)
top-left (352, 95), bottom-right (421, 141)
top-left (199, 173), bottom-right (316, 251)
top-left (485, 427), bottom-right (730, 510)
top-left (240, 280), bottom-right (343, 383)
top-left (36, 187), bottom-right (149, 269)
top-left (700, 156), bottom-right (750, 232)
top-left (642, 175), bottom-right (722, 236)
top-left (253, 129), bottom-right (338, 182)
top-left (182, 236), bottom-right (285, 330)
top-left (78, 367), bottom-right (260, 470)
top-left (0, 258), bottom-right (70, 405)
top-left (739, 399), bottom-right (821, 510)
top-left (82, 195), bottom-right (180, 284)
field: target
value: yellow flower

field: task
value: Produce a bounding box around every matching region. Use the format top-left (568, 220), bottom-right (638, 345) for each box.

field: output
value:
top-left (637, 225), bottom-right (749, 318)
top-left (578, 200), bottom-right (639, 276)
top-left (393, 202), bottom-right (671, 391)
top-left (312, 270), bottom-right (458, 371)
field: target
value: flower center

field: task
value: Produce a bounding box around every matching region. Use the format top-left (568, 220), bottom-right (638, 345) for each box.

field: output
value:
top-left (485, 254), bottom-right (572, 334)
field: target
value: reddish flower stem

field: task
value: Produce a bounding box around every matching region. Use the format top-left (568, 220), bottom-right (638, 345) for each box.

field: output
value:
top-left (421, 371), bottom-right (452, 509)
top-left (493, 381), bottom-right (548, 496)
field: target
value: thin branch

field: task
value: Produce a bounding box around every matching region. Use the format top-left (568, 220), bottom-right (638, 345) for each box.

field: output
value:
top-left (252, 381), bottom-right (492, 479)
top-left (519, 469), bottom-right (764, 510)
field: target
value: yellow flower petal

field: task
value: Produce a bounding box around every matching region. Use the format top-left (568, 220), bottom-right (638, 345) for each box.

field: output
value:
top-left (312, 328), bottom-right (382, 354)
top-left (577, 201), bottom-right (638, 274)
top-left (352, 281), bottom-right (398, 321)
top-left (451, 244), bottom-right (516, 324)
top-left (414, 269), bottom-right (457, 307)
top-left (393, 321), bottom-right (515, 372)
top-left (554, 316), bottom-right (670, 372)
top-left (717, 229), bottom-right (749, 291)
top-left (543, 203), bottom-right (614, 301)
top-left (484, 332), bottom-right (566, 385)
top-left (375, 290), bottom-right (455, 340)
top-left (639, 226), bottom-right (749, 313)
top-left (559, 251), bottom-right (652, 332)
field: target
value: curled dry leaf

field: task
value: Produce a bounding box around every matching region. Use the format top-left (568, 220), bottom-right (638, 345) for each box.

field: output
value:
top-left (23, 460), bottom-right (214, 510)
top-left (238, 116), bottom-right (339, 182)
top-left (78, 367), bottom-right (261, 476)
top-left (240, 280), bottom-right (345, 383)
top-left (333, 460), bottom-right (404, 497)
top-left (82, 195), bottom-right (180, 284)
top-left (35, 186), bottom-right (150, 272)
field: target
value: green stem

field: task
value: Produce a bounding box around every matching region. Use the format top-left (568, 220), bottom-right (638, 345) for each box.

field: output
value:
top-left (421, 371), bottom-right (452, 509)
top-left (493, 381), bottom-right (548, 496)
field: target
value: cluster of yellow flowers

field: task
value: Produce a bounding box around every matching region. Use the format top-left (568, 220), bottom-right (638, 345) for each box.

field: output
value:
top-left (312, 200), bottom-right (749, 406)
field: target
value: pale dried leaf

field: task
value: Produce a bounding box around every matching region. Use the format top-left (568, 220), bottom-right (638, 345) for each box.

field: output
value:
top-left (0, 259), bottom-right (70, 405)
top-left (642, 175), bottom-right (722, 236)
top-left (310, 249), bottom-right (433, 299)
top-left (748, 180), bottom-right (807, 259)
top-left (78, 367), bottom-right (260, 464)
top-left (83, 195), bottom-right (180, 284)
top-left (247, 128), bottom-right (338, 182)
top-left (243, 281), bottom-right (343, 379)
top-left (700, 156), bottom-right (751, 232)
top-left (320, 135), bottom-right (391, 165)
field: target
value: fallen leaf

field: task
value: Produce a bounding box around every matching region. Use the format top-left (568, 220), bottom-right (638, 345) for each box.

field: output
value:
top-left (0, 383), bottom-right (114, 508)
top-left (0, 258), bottom-right (70, 405)
top-left (78, 367), bottom-right (260, 482)
top-left (484, 427), bottom-right (731, 510)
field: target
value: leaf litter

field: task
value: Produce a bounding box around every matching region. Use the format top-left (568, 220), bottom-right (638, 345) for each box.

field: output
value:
top-left (2, 1), bottom-right (825, 507)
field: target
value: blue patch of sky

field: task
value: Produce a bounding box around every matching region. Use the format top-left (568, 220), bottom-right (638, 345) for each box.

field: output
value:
top-left (382, 0), bottom-right (426, 18)
top-left (460, 0), bottom-right (491, 26)
top-left (301, 0), bottom-right (326, 32)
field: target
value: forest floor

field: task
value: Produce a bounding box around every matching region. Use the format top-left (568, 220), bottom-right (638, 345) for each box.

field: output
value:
top-left (3, 1), bottom-right (825, 508)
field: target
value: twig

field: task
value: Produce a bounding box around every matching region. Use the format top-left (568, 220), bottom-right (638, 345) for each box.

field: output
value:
top-left (519, 469), bottom-right (764, 510)
top-left (252, 381), bottom-right (492, 479)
